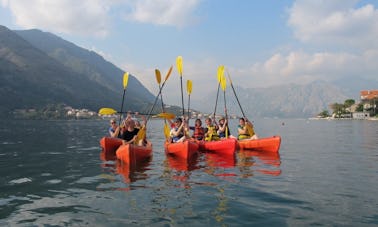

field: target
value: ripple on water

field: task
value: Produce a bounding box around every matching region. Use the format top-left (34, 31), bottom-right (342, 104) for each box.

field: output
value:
top-left (45, 179), bottom-right (62, 184)
top-left (9, 178), bottom-right (32, 185)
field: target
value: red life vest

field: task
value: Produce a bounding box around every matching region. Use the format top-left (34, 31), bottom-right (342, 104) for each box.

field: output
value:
top-left (192, 126), bottom-right (204, 140)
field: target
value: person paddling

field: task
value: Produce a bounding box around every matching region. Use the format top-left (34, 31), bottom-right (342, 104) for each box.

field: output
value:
top-left (217, 117), bottom-right (232, 139)
top-left (121, 118), bottom-right (139, 145)
top-left (108, 118), bottom-right (122, 138)
top-left (237, 118), bottom-right (258, 140)
top-left (170, 117), bottom-right (187, 143)
top-left (188, 118), bottom-right (205, 141)
top-left (204, 117), bottom-right (219, 141)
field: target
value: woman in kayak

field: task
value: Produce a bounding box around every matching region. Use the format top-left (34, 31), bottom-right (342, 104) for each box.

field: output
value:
top-left (108, 118), bottom-right (122, 138)
top-left (188, 118), bottom-right (205, 141)
top-left (204, 118), bottom-right (219, 141)
top-left (237, 118), bottom-right (258, 140)
top-left (170, 117), bottom-right (188, 143)
top-left (217, 117), bottom-right (231, 139)
top-left (121, 118), bottom-right (139, 145)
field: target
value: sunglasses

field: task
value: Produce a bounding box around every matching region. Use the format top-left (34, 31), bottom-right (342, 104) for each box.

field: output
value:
top-left (111, 122), bottom-right (116, 124)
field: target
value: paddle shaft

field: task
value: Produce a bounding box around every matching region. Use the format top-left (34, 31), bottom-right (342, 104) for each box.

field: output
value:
top-left (213, 83), bottom-right (220, 120)
top-left (146, 79), bottom-right (169, 122)
top-left (227, 72), bottom-right (247, 119)
top-left (119, 89), bottom-right (126, 125)
top-left (180, 76), bottom-right (185, 116)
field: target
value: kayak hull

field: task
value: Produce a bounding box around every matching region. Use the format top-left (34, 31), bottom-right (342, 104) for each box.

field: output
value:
top-left (198, 138), bottom-right (238, 155)
top-left (100, 137), bottom-right (123, 154)
top-left (164, 140), bottom-right (199, 159)
top-left (237, 135), bottom-right (281, 153)
top-left (116, 143), bottom-right (153, 164)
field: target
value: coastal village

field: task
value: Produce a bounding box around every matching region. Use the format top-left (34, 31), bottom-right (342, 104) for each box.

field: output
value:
top-left (315, 90), bottom-right (378, 120)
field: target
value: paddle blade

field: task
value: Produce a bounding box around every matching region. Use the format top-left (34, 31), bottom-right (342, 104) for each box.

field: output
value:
top-left (186, 80), bottom-right (193, 95)
top-left (164, 123), bottom-right (170, 139)
top-left (155, 112), bottom-right (176, 120)
top-left (155, 69), bottom-right (161, 84)
top-left (99, 108), bottom-right (117, 115)
top-left (176, 56), bottom-right (183, 76)
top-left (246, 124), bottom-right (255, 137)
top-left (165, 65), bottom-right (173, 82)
top-left (220, 74), bottom-right (227, 91)
top-left (136, 126), bottom-right (146, 144)
top-left (217, 65), bottom-right (225, 83)
top-left (123, 72), bottom-right (129, 89)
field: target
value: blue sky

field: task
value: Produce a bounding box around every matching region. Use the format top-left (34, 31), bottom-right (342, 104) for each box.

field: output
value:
top-left (1, 0), bottom-right (378, 105)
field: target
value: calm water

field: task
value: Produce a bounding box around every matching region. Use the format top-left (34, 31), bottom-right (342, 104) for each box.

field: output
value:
top-left (0, 118), bottom-right (377, 226)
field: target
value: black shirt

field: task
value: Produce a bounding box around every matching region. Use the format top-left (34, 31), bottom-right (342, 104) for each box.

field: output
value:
top-left (122, 128), bottom-right (139, 142)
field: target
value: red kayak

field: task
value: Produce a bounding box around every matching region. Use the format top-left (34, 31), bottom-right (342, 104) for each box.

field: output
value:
top-left (237, 135), bottom-right (281, 153)
top-left (198, 138), bottom-right (238, 155)
top-left (100, 137), bottom-right (123, 154)
top-left (116, 143), bottom-right (153, 164)
top-left (164, 140), bottom-right (199, 159)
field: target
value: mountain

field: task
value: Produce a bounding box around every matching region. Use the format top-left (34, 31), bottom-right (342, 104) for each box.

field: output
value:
top-left (0, 25), bottom-right (155, 117)
top-left (194, 80), bottom-right (350, 118)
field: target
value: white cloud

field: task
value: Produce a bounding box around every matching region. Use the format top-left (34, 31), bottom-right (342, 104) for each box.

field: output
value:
top-left (240, 50), bottom-right (378, 88)
top-left (288, 0), bottom-right (378, 49)
top-left (123, 0), bottom-right (201, 27)
top-left (2, 0), bottom-right (111, 36)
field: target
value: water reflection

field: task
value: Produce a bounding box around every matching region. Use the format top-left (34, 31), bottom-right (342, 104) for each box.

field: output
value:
top-left (163, 154), bottom-right (199, 187)
top-left (99, 150), bottom-right (152, 185)
top-left (237, 150), bottom-right (281, 176)
top-left (115, 158), bottom-right (152, 184)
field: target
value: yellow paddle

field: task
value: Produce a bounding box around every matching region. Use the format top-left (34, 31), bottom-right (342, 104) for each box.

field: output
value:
top-left (219, 69), bottom-right (228, 138)
top-left (145, 66), bottom-right (173, 122)
top-left (135, 126), bottom-right (146, 145)
top-left (176, 56), bottom-right (185, 116)
top-left (98, 107), bottom-right (117, 115)
top-left (119, 72), bottom-right (129, 124)
top-left (186, 79), bottom-right (192, 120)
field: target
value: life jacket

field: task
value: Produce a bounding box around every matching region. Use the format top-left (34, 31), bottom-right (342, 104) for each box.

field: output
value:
top-left (205, 125), bottom-right (219, 141)
top-left (192, 126), bottom-right (204, 140)
top-left (237, 124), bottom-right (255, 140)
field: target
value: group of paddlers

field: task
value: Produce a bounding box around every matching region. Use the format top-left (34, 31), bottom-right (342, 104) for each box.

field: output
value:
top-left (108, 111), bottom-right (258, 145)
top-left (169, 116), bottom-right (258, 143)
top-left (108, 112), bottom-right (151, 146)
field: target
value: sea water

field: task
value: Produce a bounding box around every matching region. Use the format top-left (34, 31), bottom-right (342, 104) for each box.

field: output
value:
top-left (0, 118), bottom-right (377, 226)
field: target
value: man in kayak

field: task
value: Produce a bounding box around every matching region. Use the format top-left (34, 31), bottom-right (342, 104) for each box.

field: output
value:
top-left (204, 118), bottom-right (220, 141)
top-left (237, 118), bottom-right (258, 140)
top-left (170, 117), bottom-right (188, 143)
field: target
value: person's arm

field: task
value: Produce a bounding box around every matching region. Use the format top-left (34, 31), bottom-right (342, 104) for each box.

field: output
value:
top-left (171, 124), bottom-right (184, 137)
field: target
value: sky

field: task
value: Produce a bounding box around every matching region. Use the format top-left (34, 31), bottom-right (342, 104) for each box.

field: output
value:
top-left (1, 0), bottom-right (378, 106)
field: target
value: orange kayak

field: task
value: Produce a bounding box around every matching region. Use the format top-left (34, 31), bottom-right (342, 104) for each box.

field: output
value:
top-left (100, 137), bottom-right (123, 154)
top-left (164, 140), bottom-right (199, 159)
top-left (237, 135), bottom-right (281, 153)
top-left (198, 138), bottom-right (238, 155)
top-left (116, 143), bottom-right (153, 164)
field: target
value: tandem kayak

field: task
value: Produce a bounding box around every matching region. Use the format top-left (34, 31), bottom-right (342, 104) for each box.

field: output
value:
top-left (164, 140), bottom-right (199, 159)
top-left (100, 136), bottom-right (123, 154)
top-left (198, 138), bottom-right (238, 155)
top-left (237, 135), bottom-right (281, 153)
top-left (116, 143), bottom-right (153, 164)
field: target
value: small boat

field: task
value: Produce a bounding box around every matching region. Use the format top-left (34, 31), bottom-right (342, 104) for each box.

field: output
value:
top-left (116, 143), bottom-right (153, 164)
top-left (100, 136), bottom-right (123, 154)
top-left (237, 135), bottom-right (281, 153)
top-left (198, 138), bottom-right (238, 155)
top-left (164, 140), bottom-right (199, 159)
